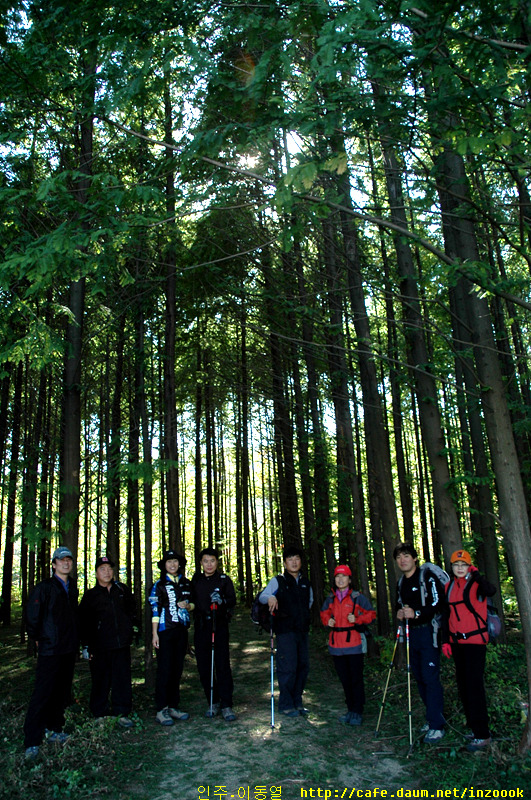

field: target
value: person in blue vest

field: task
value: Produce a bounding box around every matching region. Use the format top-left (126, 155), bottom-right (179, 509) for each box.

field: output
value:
top-left (394, 541), bottom-right (446, 744)
top-left (259, 545), bottom-right (313, 717)
top-left (442, 549), bottom-right (496, 752)
top-left (79, 556), bottom-right (137, 728)
top-left (149, 550), bottom-right (192, 726)
top-left (23, 546), bottom-right (79, 759)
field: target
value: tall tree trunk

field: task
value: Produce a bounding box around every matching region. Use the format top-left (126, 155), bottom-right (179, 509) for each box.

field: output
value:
top-left (163, 65), bottom-right (182, 552)
top-left (321, 217), bottom-right (370, 595)
top-left (60, 40), bottom-right (97, 561)
top-left (371, 78), bottom-right (462, 560)
top-left (106, 312), bottom-right (126, 569)
top-left (0, 363), bottom-right (23, 626)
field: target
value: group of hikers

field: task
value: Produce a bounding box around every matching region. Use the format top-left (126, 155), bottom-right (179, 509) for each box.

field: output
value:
top-left (22, 540), bottom-right (496, 760)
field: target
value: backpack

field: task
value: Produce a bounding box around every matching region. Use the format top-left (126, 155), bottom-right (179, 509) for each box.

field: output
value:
top-left (251, 589), bottom-right (274, 633)
top-left (447, 577), bottom-right (501, 644)
top-left (397, 562), bottom-right (449, 648)
top-left (486, 602), bottom-right (502, 642)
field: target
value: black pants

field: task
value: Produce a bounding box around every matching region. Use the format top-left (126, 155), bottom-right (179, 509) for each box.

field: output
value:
top-left (332, 653), bottom-right (365, 714)
top-left (90, 646), bottom-right (132, 717)
top-left (24, 651), bottom-right (76, 748)
top-left (276, 631), bottom-right (309, 712)
top-left (155, 626), bottom-right (188, 711)
top-left (451, 643), bottom-right (490, 739)
top-left (194, 623), bottom-right (233, 708)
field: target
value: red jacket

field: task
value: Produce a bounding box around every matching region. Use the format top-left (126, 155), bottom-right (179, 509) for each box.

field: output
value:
top-left (320, 590), bottom-right (376, 655)
top-left (445, 574), bottom-right (494, 645)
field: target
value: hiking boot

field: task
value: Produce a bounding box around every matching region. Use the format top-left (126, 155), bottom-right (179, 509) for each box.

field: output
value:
top-left (155, 707), bottom-right (174, 726)
top-left (349, 713), bottom-right (363, 726)
top-left (24, 746), bottom-right (39, 760)
top-left (46, 730), bottom-right (69, 744)
top-left (466, 737), bottom-right (491, 752)
top-left (205, 703), bottom-right (220, 718)
top-left (297, 706), bottom-right (309, 716)
top-left (339, 711), bottom-right (353, 724)
top-left (117, 716), bottom-right (134, 729)
top-left (168, 708), bottom-right (190, 721)
top-left (463, 731), bottom-right (475, 741)
top-left (281, 708), bottom-right (299, 717)
top-left (221, 707), bottom-right (236, 722)
top-left (424, 728), bottom-right (445, 744)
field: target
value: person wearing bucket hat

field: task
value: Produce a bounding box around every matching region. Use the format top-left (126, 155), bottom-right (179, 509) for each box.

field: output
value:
top-left (79, 556), bottom-right (138, 729)
top-left (23, 545), bottom-right (79, 759)
top-left (320, 565), bottom-right (376, 725)
top-left (443, 550), bottom-right (496, 752)
top-left (148, 550), bottom-right (193, 726)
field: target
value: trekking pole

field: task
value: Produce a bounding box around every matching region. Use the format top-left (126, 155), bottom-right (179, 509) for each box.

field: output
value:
top-left (209, 602), bottom-right (217, 718)
top-left (405, 618), bottom-right (413, 756)
top-left (269, 611), bottom-right (275, 729)
top-left (374, 623), bottom-right (402, 737)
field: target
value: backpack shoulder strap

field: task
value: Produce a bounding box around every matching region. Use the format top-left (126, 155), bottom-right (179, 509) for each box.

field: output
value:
top-left (418, 564), bottom-right (428, 606)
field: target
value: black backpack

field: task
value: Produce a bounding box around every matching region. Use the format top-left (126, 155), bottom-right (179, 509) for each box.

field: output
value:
top-left (251, 589), bottom-right (274, 632)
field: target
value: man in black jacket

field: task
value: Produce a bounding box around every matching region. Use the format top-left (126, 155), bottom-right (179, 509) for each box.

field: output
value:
top-left (79, 556), bottom-right (137, 728)
top-left (394, 541), bottom-right (446, 744)
top-left (24, 546), bottom-right (79, 759)
top-left (191, 548), bottom-right (237, 721)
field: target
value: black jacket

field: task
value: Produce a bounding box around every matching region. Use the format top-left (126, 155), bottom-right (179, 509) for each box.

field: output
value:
top-left (79, 581), bottom-right (136, 652)
top-left (191, 571), bottom-right (236, 629)
top-left (395, 566), bottom-right (446, 626)
top-left (273, 572), bottom-right (312, 635)
top-left (25, 575), bottom-right (79, 656)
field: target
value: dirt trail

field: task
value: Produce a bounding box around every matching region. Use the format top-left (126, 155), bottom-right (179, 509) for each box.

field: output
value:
top-left (149, 613), bottom-right (409, 800)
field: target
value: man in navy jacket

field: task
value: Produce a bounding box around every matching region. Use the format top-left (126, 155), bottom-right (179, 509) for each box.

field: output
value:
top-left (24, 546), bottom-right (79, 759)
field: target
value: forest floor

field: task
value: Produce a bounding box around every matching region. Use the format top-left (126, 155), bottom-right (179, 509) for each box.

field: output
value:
top-left (1, 607), bottom-right (530, 800)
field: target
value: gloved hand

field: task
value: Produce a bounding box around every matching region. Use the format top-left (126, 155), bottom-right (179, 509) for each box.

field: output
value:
top-left (441, 643), bottom-right (452, 659)
top-left (210, 590), bottom-right (223, 605)
top-left (468, 565), bottom-right (479, 580)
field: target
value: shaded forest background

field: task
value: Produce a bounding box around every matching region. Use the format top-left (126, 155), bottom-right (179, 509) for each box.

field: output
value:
top-left (1, 0), bottom-right (531, 748)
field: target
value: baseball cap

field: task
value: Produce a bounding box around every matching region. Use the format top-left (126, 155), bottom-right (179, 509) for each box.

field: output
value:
top-left (450, 549), bottom-right (472, 565)
top-left (52, 546), bottom-right (73, 561)
top-left (95, 556), bottom-right (115, 570)
top-left (334, 564), bottom-right (352, 577)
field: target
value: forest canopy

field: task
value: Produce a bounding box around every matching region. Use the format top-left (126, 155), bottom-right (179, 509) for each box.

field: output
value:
top-left (1, 0), bottom-right (531, 747)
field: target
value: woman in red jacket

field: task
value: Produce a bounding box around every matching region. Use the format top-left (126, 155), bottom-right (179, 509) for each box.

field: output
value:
top-left (443, 549), bottom-right (496, 752)
top-left (320, 565), bottom-right (376, 726)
